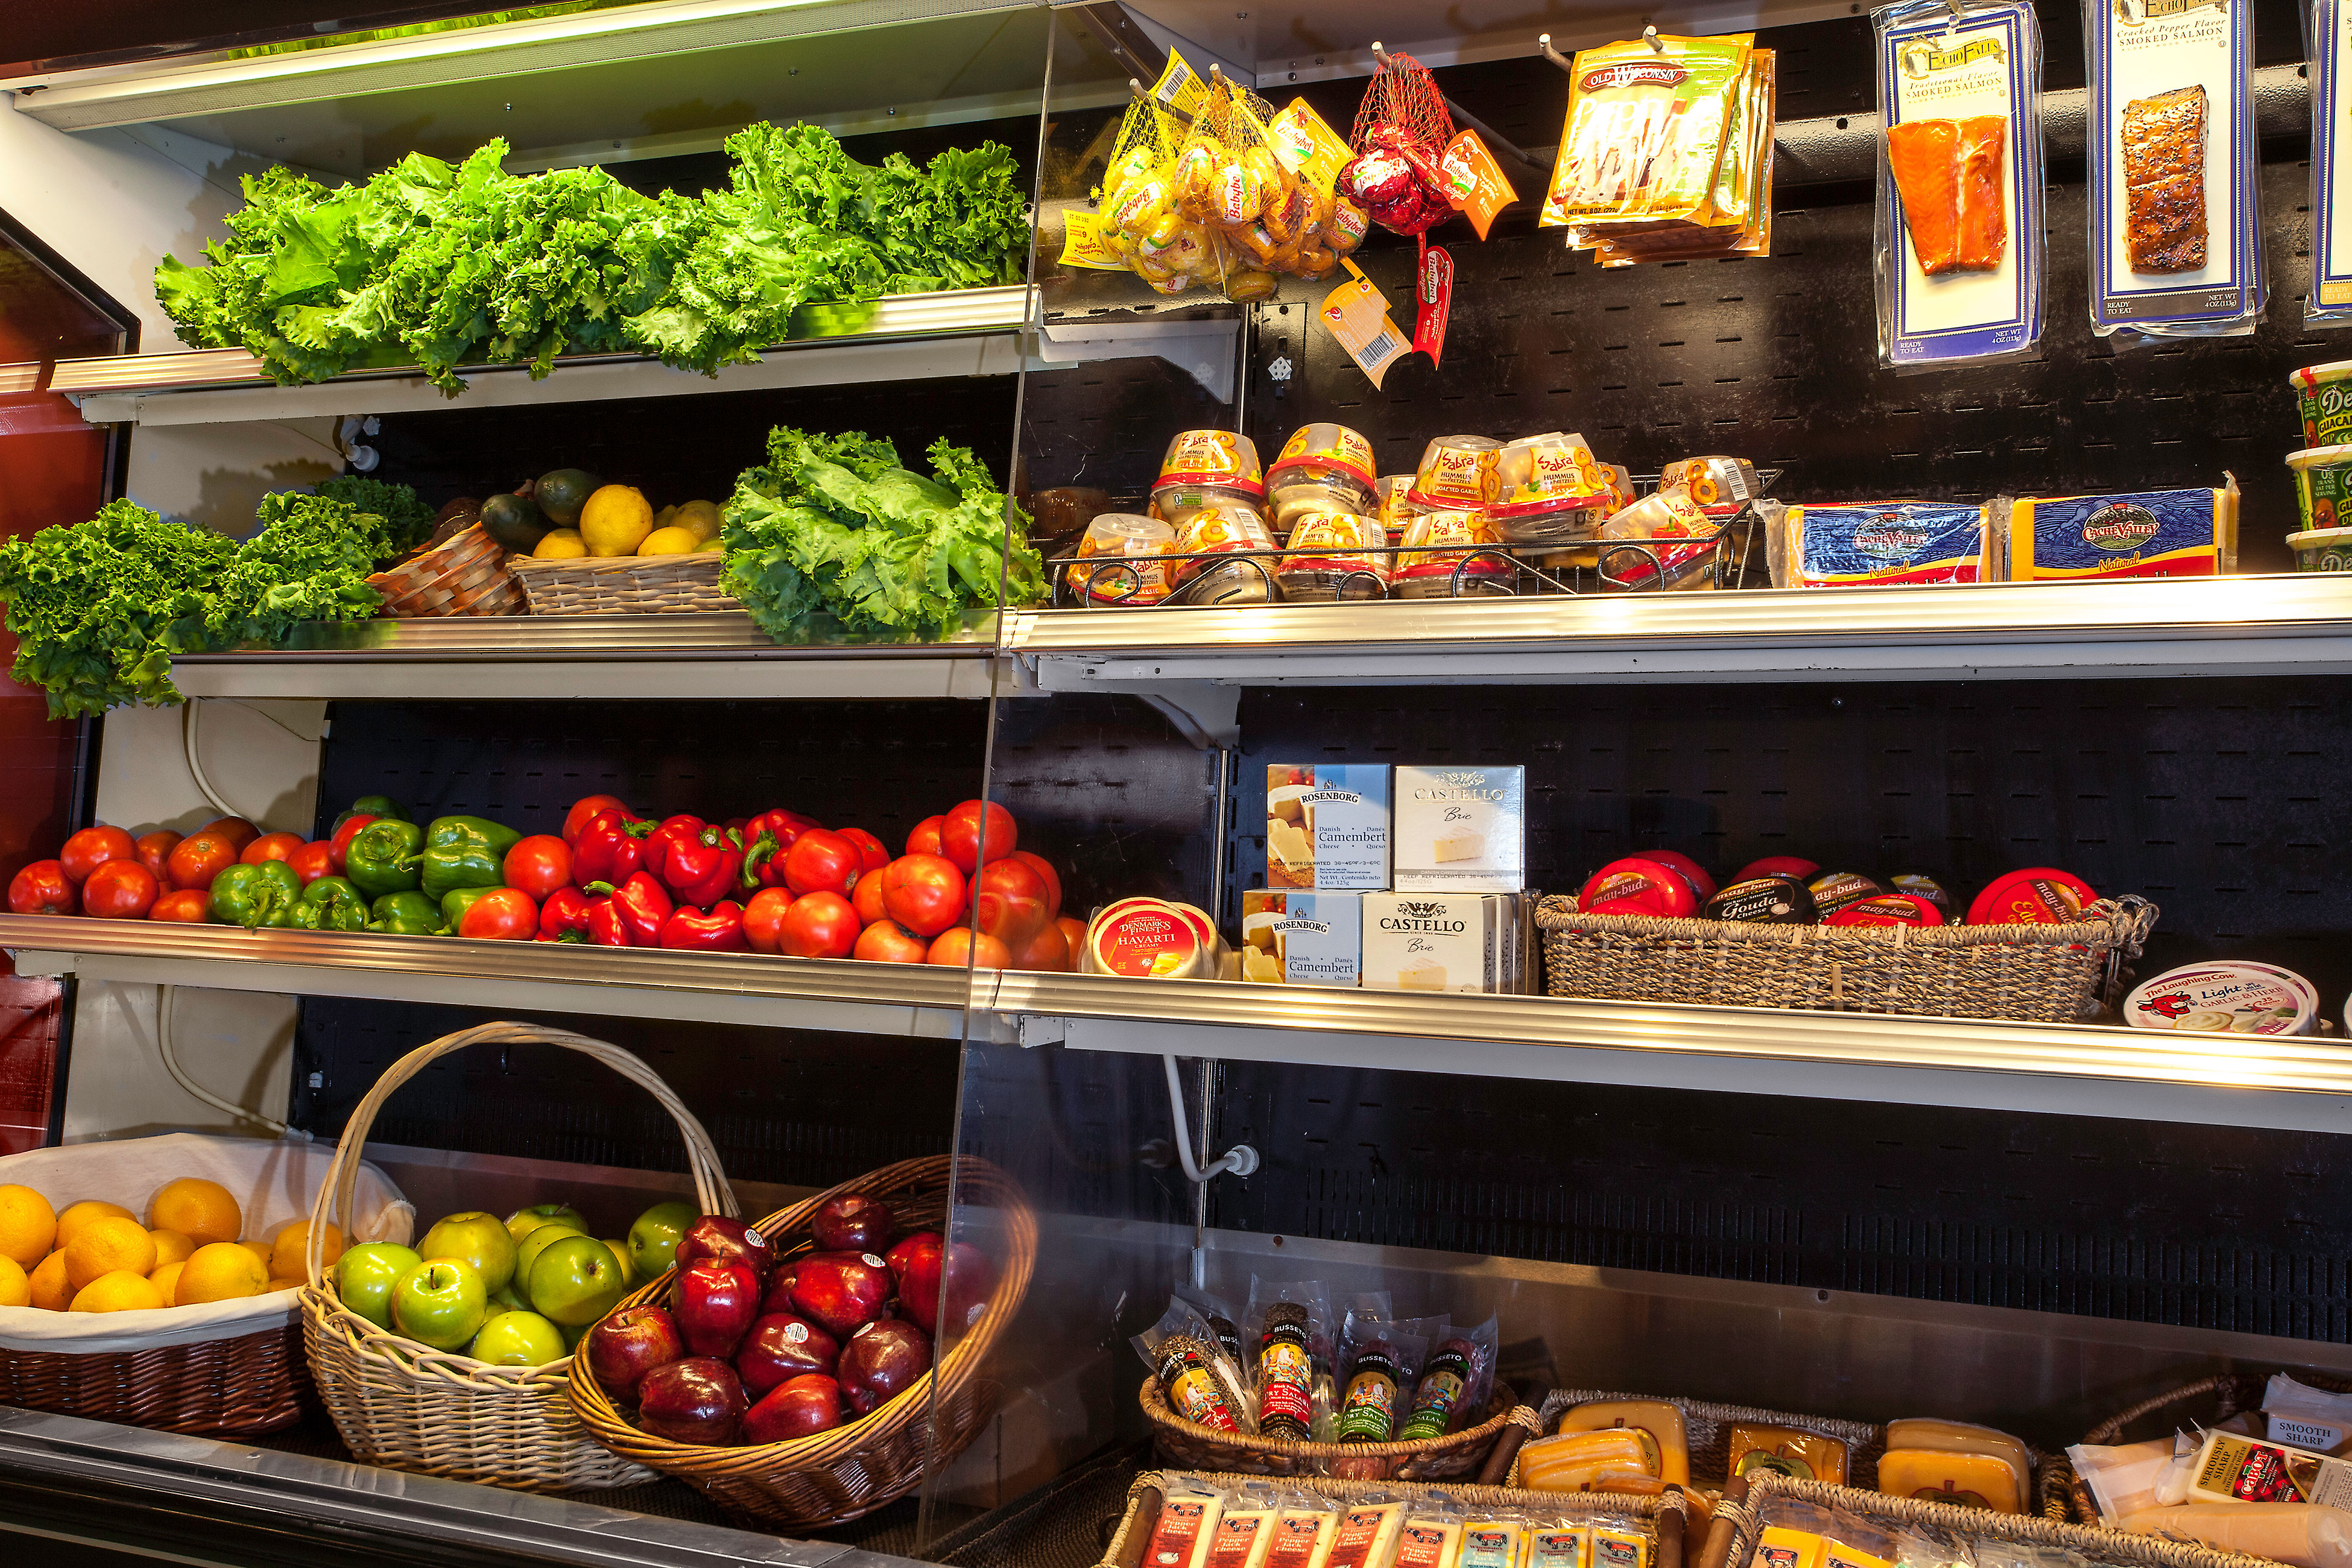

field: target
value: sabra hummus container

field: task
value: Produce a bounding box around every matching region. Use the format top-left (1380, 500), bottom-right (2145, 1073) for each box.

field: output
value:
top-left (1266, 423), bottom-right (1376, 533)
top-left (2124, 963), bottom-right (2314, 1037)
top-left (2287, 446), bottom-right (2352, 533)
top-left (1064, 513), bottom-right (1175, 604)
top-left (1393, 508), bottom-right (1510, 598)
top-left (1660, 456), bottom-right (1761, 509)
top-left (1408, 434), bottom-right (1503, 509)
top-left (1155, 429), bottom-right (1263, 492)
top-left (2290, 360), bottom-right (2352, 449)
top-left (2291, 525), bottom-right (2352, 572)
top-left (1489, 492), bottom-right (1611, 547)
top-left (1168, 503), bottom-right (1279, 604)
top-left (1278, 508), bottom-right (1389, 601)
top-left (1494, 432), bottom-right (1599, 504)
top-left (1152, 481), bottom-right (1268, 530)
top-left (1967, 867), bottom-right (2096, 926)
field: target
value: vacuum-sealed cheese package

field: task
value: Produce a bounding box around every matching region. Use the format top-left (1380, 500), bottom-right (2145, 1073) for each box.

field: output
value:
top-left (2082, 0), bottom-right (2262, 340)
top-left (1785, 501), bottom-right (1991, 587)
top-left (2310, 0), bottom-right (2352, 324)
top-left (1873, 0), bottom-right (2045, 368)
top-left (2003, 479), bottom-right (2239, 579)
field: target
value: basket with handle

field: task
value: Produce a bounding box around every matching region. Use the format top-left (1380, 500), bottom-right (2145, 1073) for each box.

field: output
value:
top-left (508, 553), bottom-right (735, 615)
top-left (2049, 1370), bottom-right (2352, 1525)
top-left (300, 1020), bottom-right (735, 1491)
top-left (1140, 1373), bottom-right (1523, 1482)
top-left (568, 1152), bottom-right (1036, 1529)
top-left (365, 523), bottom-right (525, 617)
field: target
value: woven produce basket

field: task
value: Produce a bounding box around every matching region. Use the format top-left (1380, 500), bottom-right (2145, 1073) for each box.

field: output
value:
top-left (301, 1020), bottom-right (735, 1491)
top-left (508, 552), bottom-right (734, 615)
top-left (1140, 1371), bottom-right (1522, 1482)
top-left (569, 1152), bottom-right (1037, 1528)
top-left (2049, 1371), bottom-right (2352, 1525)
top-left (1534, 895), bottom-right (2157, 1023)
top-left (1098, 1468), bottom-right (1692, 1568)
top-left (365, 523), bottom-right (525, 617)
top-left (1526, 1388), bottom-right (1886, 1490)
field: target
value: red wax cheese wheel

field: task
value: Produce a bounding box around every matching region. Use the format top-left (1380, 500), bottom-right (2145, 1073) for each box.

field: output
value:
top-left (1735, 856), bottom-right (1821, 883)
top-left (1807, 870), bottom-right (1891, 918)
top-left (1889, 872), bottom-right (1955, 917)
top-left (1966, 868), bottom-right (2096, 927)
top-left (1824, 894), bottom-right (1944, 928)
top-left (1579, 858), bottom-right (1696, 918)
top-left (1642, 850), bottom-right (1718, 903)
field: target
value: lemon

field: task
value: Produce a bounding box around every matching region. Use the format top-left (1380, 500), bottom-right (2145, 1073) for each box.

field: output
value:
top-left (178, 1242), bottom-right (268, 1304)
top-left (674, 499), bottom-right (724, 542)
top-left (695, 536), bottom-right (722, 553)
top-left (580, 485), bottom-right (653, 557)
top-left (149, 1177), bottom-right (242, 1247)
top-left (0, 1185), bottom-right (57, 1267)
top-left (56, 1199), bottom-right (136, 1251)
top-left (71, 1271), bottom-right (165, 1313)
top-left (66, 1216), bottom-right (157, 1290)
top-left (0, 1255), bottom-right (27, 1307)
top-left (150, 1260), bottom-right (185, 1305)
top-left (28, 1251), bottom-right (69, 1310)
top-left (652, 504), bottom-right (678, 533)
top-left (533, 528), bottom-right (588, 560)
top-left (636, 526), bottom-right (701, 558)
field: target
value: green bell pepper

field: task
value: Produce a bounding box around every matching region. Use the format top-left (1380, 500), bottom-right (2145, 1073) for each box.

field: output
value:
top-left (332, 794), bottom-right (411, 835)
top-left (211, 861), bottom-right (302, 930)
top-left (440, 885), bottom-right (495, 931)
top-left (291, 876), bottom-right (369, 932)
top-left (346, 818), bottom-right (425, 899)
top-left (367, 890), bottom-right (444, 935)
top-left (419, 815), bottom-right (522, 902)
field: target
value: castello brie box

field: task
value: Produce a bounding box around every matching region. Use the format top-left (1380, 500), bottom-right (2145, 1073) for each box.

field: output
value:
top-left (1362, 894), bottom-right (1502, 994)
top-left (1393, 765), bottom-right (1525, 892)
top-left (1240, 890), bottom-right (1363, 987)
top-left (1265, 764), bottom-right (1389, 890)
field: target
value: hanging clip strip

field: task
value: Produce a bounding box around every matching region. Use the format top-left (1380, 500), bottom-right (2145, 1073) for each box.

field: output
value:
top-left (1536, 32), bottom-right (1574, 73)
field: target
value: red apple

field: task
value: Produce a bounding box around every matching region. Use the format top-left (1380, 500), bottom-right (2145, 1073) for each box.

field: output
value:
top-left (838, 1318), bottom-right (933, 1416)
top-left (759, 1263), bottom-right (801, 1318)
top-left (741, 1373), bottom-right (845, 1444)
top-left (973, 856), bottom-right (1051, 951)
top-left (789, 1253), bottom-right (893, 1338)
top-left (674, 1215), bottom-right (774, 1277)
top-left (938, 1241), bottom-right (999, 1337)
top-left (584, 1304), bottom-right (686, 1400)
top-left (637, 1357), bottom-right (748, 1445)
top-left (884, 1233), bottom-right (996, 1336)
top-left (733, 1312), bottom-right (842, 1395)
top-left (672, 1258), bottom-right (761, 1359)
top-left (812, 1194), bottom-right (896, 1254)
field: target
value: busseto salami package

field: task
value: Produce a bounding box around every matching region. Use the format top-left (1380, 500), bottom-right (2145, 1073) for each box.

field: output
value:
top-left (2002, 479), bottom-right (2239, 579)
top-left (2082, 0), bottom-right (2262, 341)
top-left (1783, 501), bottom-right (1993, 587)
top-left (1873, 0), bottom-right (2045, 368)
top-left (2311, 0), bottom-right (2352, 324)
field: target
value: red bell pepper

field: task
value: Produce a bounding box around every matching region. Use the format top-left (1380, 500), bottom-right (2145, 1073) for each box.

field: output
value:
top-left (573, 809), bottom-right (653, 887)
top-left (659, 901), bottom-right (748, 952)
top-left (584, 895), bottom-right (632, 947)
top-left (739, 808), bottom-right (823, 892)
top-left (643, 815), bottom-right (707, 875)
top-left (587, 872), bottom-right (672, 947)
top-left (656, 822), bottom-right (744, 906)
top-left (538, 886), bottom-right (592, 943)
top-left (328, 814), bottom-right (378, 874)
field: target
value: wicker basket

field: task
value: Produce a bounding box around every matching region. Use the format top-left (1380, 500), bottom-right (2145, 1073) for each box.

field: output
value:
top-left (1526, 1388), bottom-right (1886, 1490)
top-left (365, 523), bottom-right (525, 617)
top-left (300, 1020), bottom-right (735, 1491)
top-left (508, 552), bottom-right (735, 615)
top-left (569, 1153), bottom-right (1037, 1529)
top-left (1140, 1371), bottom-right (1522, 1482)
top-left (0, 1321), bottom-right (308, 1436)
top-left (1099, 1469), bottom-right (1693, 1568)
top-left (1534, 895), bottom-right (2157, 1023)
top-left (2049, 1371), bottom-right (2352, 1525)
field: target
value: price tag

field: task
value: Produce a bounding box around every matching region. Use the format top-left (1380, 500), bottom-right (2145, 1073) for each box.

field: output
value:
top-left (1320, 259), bottom-right (1409, 388)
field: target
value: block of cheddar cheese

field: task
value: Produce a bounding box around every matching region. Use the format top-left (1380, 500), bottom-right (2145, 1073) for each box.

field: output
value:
top-left (1875, 1447), bottom-right (2023, 1513)
top-left (1753, 1527), bottom-right (1825, 1568)
top-left (1728, 1422), bottom-right (1851, 1485)
top-left (1882, 1418), bottom-right (2034, 1492)
top-left (1551, 1400), bottom-right (1690, 1486)
top-left (1517, 1429), bottom-right (1655, 1493)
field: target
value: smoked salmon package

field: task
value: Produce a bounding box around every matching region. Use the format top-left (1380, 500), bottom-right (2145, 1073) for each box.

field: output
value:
top-left (1872, 0), bottom-right (2045, 369)
top-left (2081, 0), bottom-right (2262, 341)
top-left (2308, 0), bottom-right (2352, 325)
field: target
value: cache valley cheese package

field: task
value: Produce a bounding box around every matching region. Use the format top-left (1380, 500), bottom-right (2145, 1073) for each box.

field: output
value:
top-left (2004, 481), bottom-right (2239, 579)
top-left (1785, 501), bottom-right (1991, 587)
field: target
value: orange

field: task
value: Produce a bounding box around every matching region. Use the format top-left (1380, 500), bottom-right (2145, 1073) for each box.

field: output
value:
top-left (0, 1184), bottom-right (57, 1267)
top-left (28, 1250), bottom-right (69, 1310)
top-left (150, 1260), bottom-right (185, 1305)
top-left (270, 1219), bottom-right (341, 1282)
top-left (65, 1216), bottom-right (157, 1291)
top-left (176, 1242), bottom-right (268, 1304)
top-left (148, 1229), bottom-right (195, 1267)
top-left (70, 1271), bottom-right (165, 1312)
top-left (55, 1199), bottom-right (135, 1251)
top-left (235, 1240), bottom-right (273, 1270)
top-left (0, 1255), bottom-right (27, 1307)
top-left (148, 1178), bottom-right (242, 1247)
top-left (264, 1277), bottom-right (303, 1294)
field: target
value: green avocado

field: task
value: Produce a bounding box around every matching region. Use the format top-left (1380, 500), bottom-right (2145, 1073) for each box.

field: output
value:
top-left (479, 492), bottom-right (550, 554)
top-left (534, 469), bottom-right (605, 528)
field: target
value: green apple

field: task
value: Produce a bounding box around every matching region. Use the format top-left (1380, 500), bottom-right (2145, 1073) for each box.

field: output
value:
top-left (489, 1278), bottom-right (530, 1313)
top-left (391, 1257), bottom-right (488, 1350)
top-left (603, 1240), bottom-right (637, 1290)
top-left (514, 1221), bottom-right (588, 1288)
top-left (628, 1200), bottom-right (698, 1281)
top-left (469, 1309), bottom-right (567, 1367)
top-left (503, 1204), bottom-right (590, 1248)
top-left (560, 1321), bottom-right (589, 1351)
top-left (418, 1211), bottom-right (517, 1295)
top-left (526, 1234), bottom-right (628, 1327)
top-left (334, 1243), bottom-right (423, 1330)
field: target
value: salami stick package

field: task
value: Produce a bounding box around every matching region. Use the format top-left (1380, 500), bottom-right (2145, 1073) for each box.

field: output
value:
top-left (1873, 0), bottom-right (2045, 369)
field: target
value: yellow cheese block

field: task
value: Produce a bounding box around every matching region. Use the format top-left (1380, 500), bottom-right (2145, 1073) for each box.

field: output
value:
top-left (1204, 1505), bottom-right (1281, 1568)
top-left (1460, 1519), bottom-right (1528, 1568)
top-left (1753, 1527), bottom-right (1824, 1568)
top-left (1519, 1429), bottom-right (1655, 1493)
top-left (1265, 1505), bottom-right (1338, 1568)
top-left (1529, 1523), bottom-right (1590, 1568)
top-left (1883, 1419), bottom-right (2033, 1492)
top-left (1321, 1502), bottom-right (1405, 1568)
top-left (1593, 1523), bottom-right (1653, 1568)
top-left (1876, 1447), bottom-right (2024, 1514)
top-left (1821, 1541), bottom-right (1894, 1568)
top-left (1554, 1399), bottom-right (1692, 1487)
top-left (1393, 1514), bottom-right (1465, 1568)
top-left (1729, 1422), bottom-right (1851, 1485)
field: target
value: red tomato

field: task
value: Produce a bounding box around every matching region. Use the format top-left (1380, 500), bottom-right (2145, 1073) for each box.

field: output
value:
top-left (81, 860), bottom-right (159, 919)
top-left (166, 835), bottom-right (238, 893)
top-left (927, 927), bottom-right (1010, 969)
top-left (1010, 921), bottom-right (1070, 972)
top-left (563, 794), bottom-right (633, 845)
top-left (501, 835), bottom-right (574, 900)
top-left (940, 800), bottom-right (1017, 874)
top-left (852, 871), bottom-right (888, 927)
top-left (327, 815), bottom-right (376, 873)
top-left (973, 856), bottom-right (1051, 951)
top-left (1009, 851), bottom-right (1062, 922)
top-left (880, 854), bottom-right (968, 938)
top-left (836, 827), bottom-right (889, 876)
top-left (59, 826), bottom-right (134, 884)
top-left (742, 888), bottom-right (794, 954)
top-left (200, 817), bottom-right (259, 853)
top-left (286, 841), bottom-right (338, 885)
top-left (783, 830), bottom-right (863, 899)
top-left (457, 887), bottom-right (538, 940)
top-left (854, 920), bottom-right (931, 964)
top-left (1056, 915), bottom-right (1088, 967)
top-left (136, 831), bottom-right (183, 883)
top-left (779, 892), bottom-right (859, 959)
top-left (905, 816), bottom-right (945, 857)
top-left (240, 832), bottom-right (305, 866)
top-left (150, 889), bottom-right (213, 923)
top-left (7, 861), bottom-right (75, 915)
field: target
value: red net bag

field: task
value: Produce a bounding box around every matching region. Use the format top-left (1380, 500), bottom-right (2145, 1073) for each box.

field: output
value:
top-left (1341, 50), bottom-right (1456, 237)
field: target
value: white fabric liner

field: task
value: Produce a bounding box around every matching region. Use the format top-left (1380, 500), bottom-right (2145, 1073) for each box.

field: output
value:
top-left (0, 1131), bottom-right (413, 1353)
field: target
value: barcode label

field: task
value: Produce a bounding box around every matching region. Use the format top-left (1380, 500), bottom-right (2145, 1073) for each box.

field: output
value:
top-left (1356, 328), bottom-right (1402, 367)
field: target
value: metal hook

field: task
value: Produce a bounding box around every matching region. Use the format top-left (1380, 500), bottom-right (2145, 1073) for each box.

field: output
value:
top-left (1537, 32), bottom-right (1575, 74)
top-left (1643, 24), bottom-right (1666, 52)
